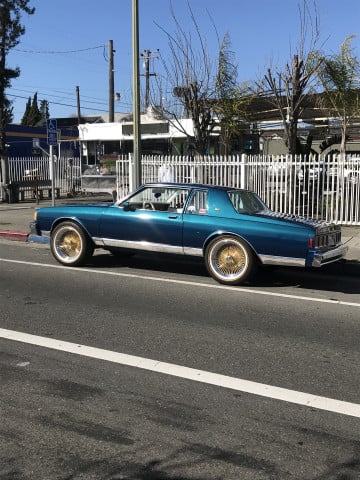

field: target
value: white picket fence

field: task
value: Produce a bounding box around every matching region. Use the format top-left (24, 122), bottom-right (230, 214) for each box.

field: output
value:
top-left (117, 154), bottom-right (360, 225)
top-left (4, 153), bottom-right (360, 225)
top-left (5, 156), bottom-right (82, 200)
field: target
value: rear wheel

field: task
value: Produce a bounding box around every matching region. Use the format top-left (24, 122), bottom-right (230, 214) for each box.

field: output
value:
top-left (205, 235), bottom-right (256, 285)
top-left (50, 221), bottom-right (94, 266)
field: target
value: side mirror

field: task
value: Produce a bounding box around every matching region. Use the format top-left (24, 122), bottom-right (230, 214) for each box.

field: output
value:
top-left (122, 202), bottom-right (136, 212)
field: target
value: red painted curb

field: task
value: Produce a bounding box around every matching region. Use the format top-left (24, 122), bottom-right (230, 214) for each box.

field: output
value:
top-left (0, 230), bottom-right (29, 242)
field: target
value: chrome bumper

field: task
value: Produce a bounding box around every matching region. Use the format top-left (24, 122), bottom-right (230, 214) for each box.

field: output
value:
top-left (311, 244), bottom-right (348, 267)
top-left (29, 221), bottom-right (39, 235)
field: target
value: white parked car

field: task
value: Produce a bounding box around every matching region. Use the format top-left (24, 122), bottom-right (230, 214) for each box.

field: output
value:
top-left (327, 157), bottom-right (360, 184)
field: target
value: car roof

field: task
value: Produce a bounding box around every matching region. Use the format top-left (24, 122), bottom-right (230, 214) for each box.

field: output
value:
top-left (142, 182), bottom-right (241, 192)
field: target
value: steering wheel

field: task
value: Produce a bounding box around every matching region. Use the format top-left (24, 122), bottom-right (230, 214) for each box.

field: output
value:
top-left (144, 202), bottom-right (155, 210)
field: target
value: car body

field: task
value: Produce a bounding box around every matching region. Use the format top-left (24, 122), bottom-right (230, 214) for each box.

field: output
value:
top-left (30, 182), bottom-right (348, 285)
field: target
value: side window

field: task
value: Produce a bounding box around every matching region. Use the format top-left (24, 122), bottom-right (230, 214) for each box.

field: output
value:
top-left (185, 190), bottom-right (208, 215)
top-left (167, 189), bottom-right (189, 211)
top-left (228, 192), bottom-right (244, 212)
top-left (122, 187), bottom-right (189, 212)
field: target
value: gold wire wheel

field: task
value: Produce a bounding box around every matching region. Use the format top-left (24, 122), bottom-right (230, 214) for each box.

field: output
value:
top-left (58, 231), bottom-right (81, 258)
top-left (206, 236), bottom-right (253, 284)
top-left (215, 243), bottom-right (246, 276)
top-left (50, 222), bottom-right (92, 266)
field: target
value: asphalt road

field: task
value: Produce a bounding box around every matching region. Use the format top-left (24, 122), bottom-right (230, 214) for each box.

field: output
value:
top-left (0, 239), bottom-right (359, 480)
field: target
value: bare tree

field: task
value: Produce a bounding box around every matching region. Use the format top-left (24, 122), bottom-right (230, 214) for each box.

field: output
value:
top-left (155, 3), bottom-right (218, 155)
top-left (315, 35), bottom-right (360, 157)
top-left (256, 0), bottom-right (322, 155)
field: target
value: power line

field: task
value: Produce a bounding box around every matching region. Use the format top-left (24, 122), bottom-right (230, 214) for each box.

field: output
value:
top-left (13, 45), bottom-right (106, 55)
top-left (7, 93), bottom-right (109, 113)
top-left (8, 92), bottom-right (133, 114)
top-left (10, 88), bottom-right (108, 107)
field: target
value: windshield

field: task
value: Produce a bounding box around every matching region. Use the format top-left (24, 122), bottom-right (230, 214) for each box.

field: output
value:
top-left (227, 190), bottom-right (267, 214)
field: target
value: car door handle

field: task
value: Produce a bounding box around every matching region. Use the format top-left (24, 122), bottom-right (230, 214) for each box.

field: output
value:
top-left (168, 215), bottom-right (179, 219)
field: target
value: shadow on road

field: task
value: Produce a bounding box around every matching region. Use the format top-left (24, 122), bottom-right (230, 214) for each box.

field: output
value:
top-left (89, 252), bottom-right (360, 296)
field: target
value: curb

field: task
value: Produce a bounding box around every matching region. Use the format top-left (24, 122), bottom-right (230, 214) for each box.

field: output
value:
top-left (0, 230), bottom-right (29, 242)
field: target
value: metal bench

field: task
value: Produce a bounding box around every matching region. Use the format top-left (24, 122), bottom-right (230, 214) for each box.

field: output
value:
top-left (17, 178), bottom-right (60, 201)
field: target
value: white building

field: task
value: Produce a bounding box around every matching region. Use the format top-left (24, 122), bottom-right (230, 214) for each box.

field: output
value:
top-left (78, 113), bottom-right (195, 165)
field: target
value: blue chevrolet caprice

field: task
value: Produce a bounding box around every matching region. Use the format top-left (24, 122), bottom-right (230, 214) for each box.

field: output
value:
top-left (30, 183), bottom-right (347, 285)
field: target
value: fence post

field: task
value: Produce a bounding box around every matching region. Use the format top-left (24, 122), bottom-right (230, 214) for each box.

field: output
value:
top-left (49, 145), bottom-right (56, 206)
top-left (128, 153), bottom-right (135, 192)
top-left (240, 154), bottom-right (247, 189)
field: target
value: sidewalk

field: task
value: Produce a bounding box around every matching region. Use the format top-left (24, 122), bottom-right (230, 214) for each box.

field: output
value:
top-left (0, 194), bottom-right (112, 242)
top-left (0, 195), bottom-right (359, 271)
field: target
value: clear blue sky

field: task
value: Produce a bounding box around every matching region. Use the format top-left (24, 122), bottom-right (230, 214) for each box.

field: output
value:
top-left (7, 0), bottom-right (360, 123)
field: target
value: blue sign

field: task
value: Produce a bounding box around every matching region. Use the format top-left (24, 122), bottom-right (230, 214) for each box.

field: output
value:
top-left (47, 119), bottom-right (58, 146)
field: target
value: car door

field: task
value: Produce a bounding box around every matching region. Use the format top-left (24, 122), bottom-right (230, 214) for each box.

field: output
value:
top-left (99, 186), bottom-right (189, 253)
top-left (182, 188), bottom-right (215, 253)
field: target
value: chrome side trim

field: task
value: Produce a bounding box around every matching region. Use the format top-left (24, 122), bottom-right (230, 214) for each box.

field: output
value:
top-left (259, 254), bottom-right (305, 267)
top-left (92, 237), bottom-right (203, 256)
top-left (311, 244), bottom-right (348, 267)
top-left (93, 237), bottom-right (105, 246)
top-left (94, 237), bottom-right (185, 255)
top-left (183, 246), bottom-right (203, 257)
top-left (259, 243), bottom-right (348, 268)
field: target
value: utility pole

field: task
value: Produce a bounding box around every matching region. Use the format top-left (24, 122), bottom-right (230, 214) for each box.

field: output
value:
top-left (140, 49), bottom-right (159, 110)
top-left (132, 0), bottom-right (141, 188)
top-left (108, 39), bottom-right (115, 123)
top-left (76, 86), bottom-right (81, 124)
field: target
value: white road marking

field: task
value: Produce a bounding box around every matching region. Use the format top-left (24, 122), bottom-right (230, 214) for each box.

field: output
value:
top-left (16, 361), bottom-right (30, 367)
top-left (1, 257), bottom-right (360, 307)
top-left (0, 327), bottom-right (359, 418)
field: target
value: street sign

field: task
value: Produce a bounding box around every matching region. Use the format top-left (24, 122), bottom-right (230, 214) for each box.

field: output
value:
top-left (47, 119), bottom-right (58, 146)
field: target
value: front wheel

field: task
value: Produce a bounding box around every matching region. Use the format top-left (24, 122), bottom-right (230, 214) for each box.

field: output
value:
top-left (50, 221), bottom-right (94, 266)
top-left (205, 236), bottom-right (256, 285)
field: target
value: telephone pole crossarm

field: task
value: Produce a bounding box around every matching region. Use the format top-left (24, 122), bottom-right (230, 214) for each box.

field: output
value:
top-left (140, 49), bottom-right (159, 110)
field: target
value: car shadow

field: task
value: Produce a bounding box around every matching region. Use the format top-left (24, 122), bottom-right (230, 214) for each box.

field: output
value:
top-left (90, 251), bottom-right (208, 278)
top-left (89, 252), bottom-right (360, 295)
top-left (254, 265), bottom-right (360, 295)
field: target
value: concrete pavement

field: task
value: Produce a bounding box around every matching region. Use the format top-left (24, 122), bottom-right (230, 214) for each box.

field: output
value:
top-left (0, 195), bottom-right (359, 272)
top-left (0, 195), bottom-right (113, 242)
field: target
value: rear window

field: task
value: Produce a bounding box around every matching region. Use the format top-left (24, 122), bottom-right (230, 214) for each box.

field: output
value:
top-left (227, 190), bottom-right (267, 214)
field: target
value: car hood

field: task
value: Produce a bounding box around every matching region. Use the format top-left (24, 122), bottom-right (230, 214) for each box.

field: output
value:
top-left (37, 202), bottom-right (112, 213)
